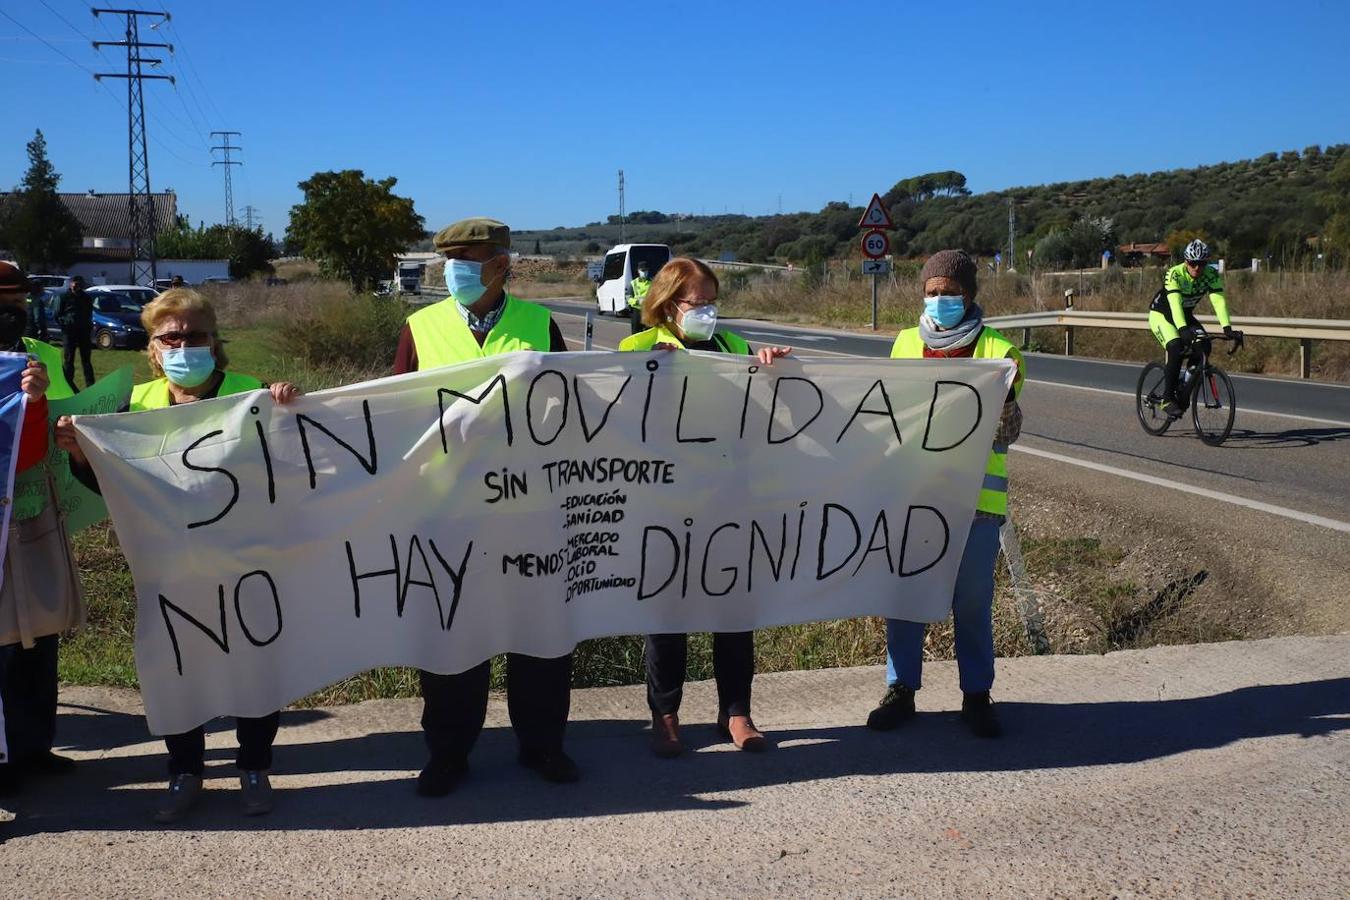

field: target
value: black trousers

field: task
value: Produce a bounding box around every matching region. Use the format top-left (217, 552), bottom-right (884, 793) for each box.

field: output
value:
top-left (164, 711), bottom-right (281, 776)
top-left (645, 632), bottom-right (754, 719)
top-left (62, 331), bottom-right (95, 389)
top-left (420, 652), bottom-right (572, 762)
top-left (629, 307), bottom-right (645, 335)
top-left (0, 635), bottom-right (59, 766)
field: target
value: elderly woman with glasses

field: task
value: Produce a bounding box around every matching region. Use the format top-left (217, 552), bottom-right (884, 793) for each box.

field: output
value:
top-left (618, 257), bottom-right (790, 758)
top-left (57, 288), bottom-right (299, 823)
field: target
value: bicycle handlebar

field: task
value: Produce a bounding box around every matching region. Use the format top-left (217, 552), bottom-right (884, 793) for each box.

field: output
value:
top-left (1188, 330), bottom-right (1243, 355)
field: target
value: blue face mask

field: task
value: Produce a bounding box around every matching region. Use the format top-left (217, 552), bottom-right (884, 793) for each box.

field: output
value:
top-left (446, 259), bottom-right (495, 306)
top-left (924, 295), bottom-right (967, 329)
top-left (160, 345), bottom-right (216, 387)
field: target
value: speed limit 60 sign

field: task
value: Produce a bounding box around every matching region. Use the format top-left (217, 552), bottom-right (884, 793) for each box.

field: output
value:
top-left (861, 229), bottom-right (889, 259)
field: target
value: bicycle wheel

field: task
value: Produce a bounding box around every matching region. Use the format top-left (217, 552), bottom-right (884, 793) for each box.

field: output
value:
top-left (1192, 365), bottom-right (1236, 446)
top-left (1135, 361), bottom-right (1173, 435)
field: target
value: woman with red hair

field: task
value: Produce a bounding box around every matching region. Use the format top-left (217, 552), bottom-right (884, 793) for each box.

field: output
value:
top-left (619, 257), bottom-right (790, 758)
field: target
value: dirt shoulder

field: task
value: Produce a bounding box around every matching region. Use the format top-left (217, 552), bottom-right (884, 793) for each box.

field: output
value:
top-left (1007, 449), bottom-right (1350, 648)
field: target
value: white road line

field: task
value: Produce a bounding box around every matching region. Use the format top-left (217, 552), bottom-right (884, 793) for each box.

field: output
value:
top-left (1012, 443), bottom-right (1350, 534)
top-left (1026, 379), bottom-right (1350, 427)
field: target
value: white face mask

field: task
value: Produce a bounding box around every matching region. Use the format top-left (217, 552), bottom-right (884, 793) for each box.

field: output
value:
top-left (679, 304), bottom-right (718, 341)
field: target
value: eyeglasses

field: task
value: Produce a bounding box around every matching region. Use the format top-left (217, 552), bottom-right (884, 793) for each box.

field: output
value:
top-left (152, 330), bottom-right (212, 347)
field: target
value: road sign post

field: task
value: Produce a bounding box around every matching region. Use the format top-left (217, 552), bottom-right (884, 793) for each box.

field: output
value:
top-left (872, 268), bottom-right (879, 332)
top-left (857, 193), bottom-right (894, 331)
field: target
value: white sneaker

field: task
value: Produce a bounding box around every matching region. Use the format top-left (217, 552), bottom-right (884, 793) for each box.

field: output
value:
top-left (239, 770), bottom-right (273, 817)
top-left (154, 773), bottom-right (203, 824)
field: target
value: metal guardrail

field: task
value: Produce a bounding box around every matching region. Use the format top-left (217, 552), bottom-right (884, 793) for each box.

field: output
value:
top-left (696, 258), bottom-right (798, 273)
top-left (985, 309), bottom-right (1350, 378)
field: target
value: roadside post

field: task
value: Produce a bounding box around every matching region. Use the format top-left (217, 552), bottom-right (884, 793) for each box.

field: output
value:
top-left (858, 193), bottom-right (895, 331)
top-left (584, 310), bottom-right (594, 351)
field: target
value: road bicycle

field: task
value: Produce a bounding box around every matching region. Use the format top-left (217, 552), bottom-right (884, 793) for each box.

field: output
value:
top-left (1135, 331), bottom-right (1243, 446)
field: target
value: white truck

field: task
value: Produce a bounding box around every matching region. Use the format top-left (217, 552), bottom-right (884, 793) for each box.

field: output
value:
top-left (395, 259), bottom-right (426, 294)
top-left (594, 243), bottom-right (671, 315)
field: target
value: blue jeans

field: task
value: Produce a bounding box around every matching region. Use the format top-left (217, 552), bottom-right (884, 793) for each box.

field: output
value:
top-left (885, 516), bottom-right (1001, 694)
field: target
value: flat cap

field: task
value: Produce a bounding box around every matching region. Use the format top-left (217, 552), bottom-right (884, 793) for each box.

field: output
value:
top-left (433, 217), bottom-right (511, 253)
top-left (0, 260), bottom-right (30, 292)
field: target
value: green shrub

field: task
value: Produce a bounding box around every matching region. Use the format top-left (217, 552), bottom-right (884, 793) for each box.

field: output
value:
top-left (279, 292), bottom-right (409, 375)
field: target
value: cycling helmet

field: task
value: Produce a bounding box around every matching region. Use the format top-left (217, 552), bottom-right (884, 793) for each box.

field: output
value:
top-left (1183, 239), bottom-right (1210, 263)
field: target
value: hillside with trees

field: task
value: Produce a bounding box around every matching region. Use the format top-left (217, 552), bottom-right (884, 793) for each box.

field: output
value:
top-left (515, 145), bottom-right (1350, 268)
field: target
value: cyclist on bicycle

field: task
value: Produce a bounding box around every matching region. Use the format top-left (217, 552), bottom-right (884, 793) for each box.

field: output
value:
top-left (1148, 239), bottom-right (1242, 417)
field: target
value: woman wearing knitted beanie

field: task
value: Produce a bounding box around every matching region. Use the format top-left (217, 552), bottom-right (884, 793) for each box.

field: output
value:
top-left (867, 249), bottom-right (1025, 738)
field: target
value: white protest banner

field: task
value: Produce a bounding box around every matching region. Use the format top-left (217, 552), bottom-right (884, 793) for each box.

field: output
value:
top-left (73, 351), bottom-right (1014, 734)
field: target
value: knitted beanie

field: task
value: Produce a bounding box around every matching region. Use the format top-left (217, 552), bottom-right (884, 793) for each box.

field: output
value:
top-left (920, 249), bottom-right (978, 301)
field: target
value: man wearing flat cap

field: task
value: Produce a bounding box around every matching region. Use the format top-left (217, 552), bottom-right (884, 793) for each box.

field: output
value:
top-left (392, 217), bottom-right (577, 797)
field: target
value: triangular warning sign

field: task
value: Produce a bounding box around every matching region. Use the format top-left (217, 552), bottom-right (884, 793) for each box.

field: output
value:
top-left (858, 193), bottom-right (894, 230)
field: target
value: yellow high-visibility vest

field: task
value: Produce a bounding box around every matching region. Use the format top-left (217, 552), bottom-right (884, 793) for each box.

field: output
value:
top-left (619, 324), bottom-right (751, 355)
top-left (130, 371), bottom-right (264, 411)
top-left (890, 326), bottom-right (1024, 517)
top-left (406, 294), bottom-right (552, 368)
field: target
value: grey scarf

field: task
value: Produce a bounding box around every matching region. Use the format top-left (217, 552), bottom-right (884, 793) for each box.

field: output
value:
top-left (919, 303), bottom-right (984, 352)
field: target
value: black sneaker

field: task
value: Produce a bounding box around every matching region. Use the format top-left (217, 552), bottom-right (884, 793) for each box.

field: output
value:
top-left (866, 684), bottom-right (917, 731)
top-left (416, 755), bottom-right (468, 798)
top-left (518, 748), bottom-right (579, 784)
top-left (960, 692), bottom-right (1002, 738)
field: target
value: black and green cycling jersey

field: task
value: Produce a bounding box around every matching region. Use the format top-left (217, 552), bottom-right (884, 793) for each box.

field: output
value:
top-left (1149, 262), bottom-right (1231, 329)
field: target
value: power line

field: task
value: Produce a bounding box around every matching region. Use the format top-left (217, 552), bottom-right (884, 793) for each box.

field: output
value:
top-left (170, 80), bottom-right (210, 143)
top-left (154, 89), bottom-right (208, 149)
top-left (166, 36), bottom-right (215, 135)
top-left (0, 54), bottom-right (87, 66)
top-left (0, 34), bottom-right (89, 43)
top-left (162, 17), bottom-right (224, 124)
top-left (36, 0), bottom-right (91, 41)
top-left (0, 8), bottom-right (97, 75)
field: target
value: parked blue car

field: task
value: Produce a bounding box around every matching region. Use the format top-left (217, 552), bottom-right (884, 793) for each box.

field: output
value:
top-left (34, 288), bottom-right (150, 350)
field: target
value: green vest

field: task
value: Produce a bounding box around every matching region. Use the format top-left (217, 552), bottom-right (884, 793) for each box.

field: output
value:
top-left (9, 339), bottom-right (78, 520)
top-left (890, 326), bottom-right (1024, 517)
top-left (628, 277), bottom-right (652, 308)
top-left (130, 371), bottom-right (265, 411)
top-left (406, 294), bottom-right (552, 369)
top-left (619, 324), bottom-right (751, 355)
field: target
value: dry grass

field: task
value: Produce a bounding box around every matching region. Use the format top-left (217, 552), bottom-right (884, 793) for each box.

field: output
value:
top-left (721, 265), bottom-right (1350, 382)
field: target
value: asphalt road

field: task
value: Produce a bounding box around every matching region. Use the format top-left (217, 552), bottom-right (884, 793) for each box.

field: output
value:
top-left (540, 298), bottom-right (1350, 531)
top-left (3, 636), bottom-right (1346, 897)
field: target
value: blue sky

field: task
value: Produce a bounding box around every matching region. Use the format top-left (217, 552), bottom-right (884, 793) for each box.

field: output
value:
top-left (4, 0), bottom-right (1349, 234)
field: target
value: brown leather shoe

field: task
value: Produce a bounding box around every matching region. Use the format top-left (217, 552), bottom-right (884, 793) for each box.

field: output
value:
top-left (650, 714), bottom-right (683, 758)
top-left (718, 714), bottom-right (771, 753)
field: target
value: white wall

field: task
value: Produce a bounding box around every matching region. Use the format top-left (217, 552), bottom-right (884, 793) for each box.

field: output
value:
top-left (66, 259), bottom-right (229, 285)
